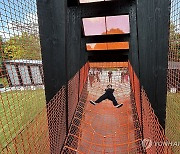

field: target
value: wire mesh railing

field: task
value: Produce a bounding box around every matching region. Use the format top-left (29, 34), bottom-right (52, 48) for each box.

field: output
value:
top-left (0, 0), bottom-right (50, 153)
top-left (0, 0), bottom-right (178, 153)
top-left (0, 1), bottom-right (90, 153)
top-left (128, 62), bottom-right (173, 153)
top-left (165, 0), bottom-right (180, 153)
top-left (43, 63), bottom-right (89, 154)
top-left (62, 64), bottom-right (144, 153)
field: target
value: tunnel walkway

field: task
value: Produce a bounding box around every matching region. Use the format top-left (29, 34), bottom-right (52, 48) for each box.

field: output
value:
top-left (62, 69), bottom-right (144, 153)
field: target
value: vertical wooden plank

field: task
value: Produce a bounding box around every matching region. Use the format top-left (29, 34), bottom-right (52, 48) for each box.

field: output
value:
top-left (136, 0), bottom-right (170, 128)
top-left (129, 0), bottom-right (140, 78)
top-left (37, 0), bottom-right (67, 102)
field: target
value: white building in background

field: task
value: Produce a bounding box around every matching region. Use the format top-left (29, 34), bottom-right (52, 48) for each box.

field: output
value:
top-left (3, 59), bottom-right (43, 87)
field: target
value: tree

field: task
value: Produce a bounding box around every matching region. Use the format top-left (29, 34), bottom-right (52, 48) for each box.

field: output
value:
top-left (102, 28), bottom-right (125, 35)
top-left (169, 22), bottom-right (180, 61)
top-left (0, 36), bottom-right (5, 66)
top-left (3, 32), bottom-right (41, 60)
top-left (86, 45), bottom-right (93, 50)
top-left (87, 28), bottom-right (129, 50)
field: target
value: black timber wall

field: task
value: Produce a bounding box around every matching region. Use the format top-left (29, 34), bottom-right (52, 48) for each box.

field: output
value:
top-left (37, 1), bottom-right (88, 152)
top-left (37, 0), bottom-right (170, 136)
top-left (37, 0), bottom-right (88, 102)
top-left (129, 0), bottom-right (170, 128)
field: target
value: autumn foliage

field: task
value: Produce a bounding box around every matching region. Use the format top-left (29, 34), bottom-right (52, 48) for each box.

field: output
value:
top-left (86, 28), bottom-right (129, 50)
top-left (103, 28), bottom-right (124, 35)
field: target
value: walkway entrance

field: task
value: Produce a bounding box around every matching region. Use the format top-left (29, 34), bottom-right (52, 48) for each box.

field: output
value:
top-left (62, 68), bottom-right (143, 153)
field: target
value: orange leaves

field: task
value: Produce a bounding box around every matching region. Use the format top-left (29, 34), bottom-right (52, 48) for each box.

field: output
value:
top-left (86, 28), bottom-right (129, 51)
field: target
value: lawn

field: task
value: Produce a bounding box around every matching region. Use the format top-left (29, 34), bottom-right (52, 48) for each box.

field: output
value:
top-left (0, 89), bottom-right (47, 152)
top-left (0, 77), bottom-right (9, 88)
top-left (165, 92), bottom-right (180, 154)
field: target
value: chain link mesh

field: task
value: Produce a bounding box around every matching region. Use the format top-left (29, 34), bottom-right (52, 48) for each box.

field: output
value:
top-left (129, 61), bottom-right (172, 153)
top-left (0, 0), bottom-right (177, 153)
top-left (141, 89), bottom-right (172, 154)
top-left (68, 72), bottom-right (80, 127)
top-left (62, 63), bottom-right (144, 153)
top-left (0, 0), bottom-right (90, 153)
top-left (165, 0), bottom-right (180, 153)
top-left (0, 0), bottom-right (50, 153)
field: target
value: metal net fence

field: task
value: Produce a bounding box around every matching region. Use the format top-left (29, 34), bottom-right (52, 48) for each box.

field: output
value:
top-left (0, 0), bottom-right (50, 153)
top-left (62, 62), bottom-right (144, 153)
top-left (44, 63), bottom-right (89, 154)
top-left (128, 62), bottom-right (172, 153)
top-left (0, 1), bottom-right (90, 153)
top-left (165, 0), bottom-right (180, 153)
top-left (0, 0), bottom-right (178, 154)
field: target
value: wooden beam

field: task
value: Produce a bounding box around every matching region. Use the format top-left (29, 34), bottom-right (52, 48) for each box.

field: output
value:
top-left (80, 0), bottom-right (131, 18)
top-left (83, 34), bottom-right (130, 43)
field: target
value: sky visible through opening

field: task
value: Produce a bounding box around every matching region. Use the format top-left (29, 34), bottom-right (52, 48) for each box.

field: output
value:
top-left (83, 15), bottom-right (130, 36)
top-left (0, 0), bottom-right (179, 39)
top-left (83, 15), bottom-right (130, 50)
top-left (80, 0), bottom-right (111, 3)
top-left (86, 42), bottom-right (129, 50)
top-left (0, 0), bottom-right (38, 40)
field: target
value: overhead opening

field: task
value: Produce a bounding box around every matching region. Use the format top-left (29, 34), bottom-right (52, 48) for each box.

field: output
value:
top-left (89, 62), bottom-right (128, 68)
top-left (86, 42), bottom-right (129, 50)
top-left (80, 0), bottom-right (110, 3)
top-left (82, 15), bottom-right (130, 36)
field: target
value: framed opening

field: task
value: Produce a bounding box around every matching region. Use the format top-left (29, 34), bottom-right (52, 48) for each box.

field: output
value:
top-left (86, 42), bottom-right (129, 50)
top-left (82, 15), bottom-right (130, 36)
top-left (80, 0), bottom-right (110, 3)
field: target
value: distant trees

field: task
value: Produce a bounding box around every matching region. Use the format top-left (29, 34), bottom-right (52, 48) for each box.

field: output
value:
top-left (102, 28), bottom-right (124, 35)
top-left (0, 36), bottom-right (4, 67)
top-left (87, 45), bottom-right (93, 50)
top-left (3, 32), bottom-right (41, 60)
top-left (87, 28), bottom-right (129, 50)
top-left (169, 23), bottom-right (180, 61)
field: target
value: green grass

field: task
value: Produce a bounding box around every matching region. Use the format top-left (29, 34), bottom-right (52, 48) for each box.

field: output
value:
top-left (165, 92), bottom-right (180, 154)
top-left (0, 89), bottom-right (46, 152)
top-left (0, 77), bottom-right (9, 87)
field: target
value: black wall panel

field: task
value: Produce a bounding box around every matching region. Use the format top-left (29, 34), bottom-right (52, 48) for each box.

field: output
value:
top-left (135, 0), bottom-right (170, 128)
top-left (37, 0), bottom-right (67, 102)
top-left (37, 1), bottom-right (88, 102)
top-left (67, 7), bottom-right (81, 80)
top-left (129, 1), bottom-right (139, 77)
top-left (37, 0), bottom-right (170, 129)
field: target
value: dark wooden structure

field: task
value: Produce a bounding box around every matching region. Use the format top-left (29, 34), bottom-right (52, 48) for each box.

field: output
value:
top-left (37, 0), bottom-right (170, 151)
top-left (4, 60), bottom-right (43, 87)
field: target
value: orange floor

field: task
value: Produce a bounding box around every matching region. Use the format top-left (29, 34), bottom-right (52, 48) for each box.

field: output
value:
top-left (63, 69), bottom-right (143, 154)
